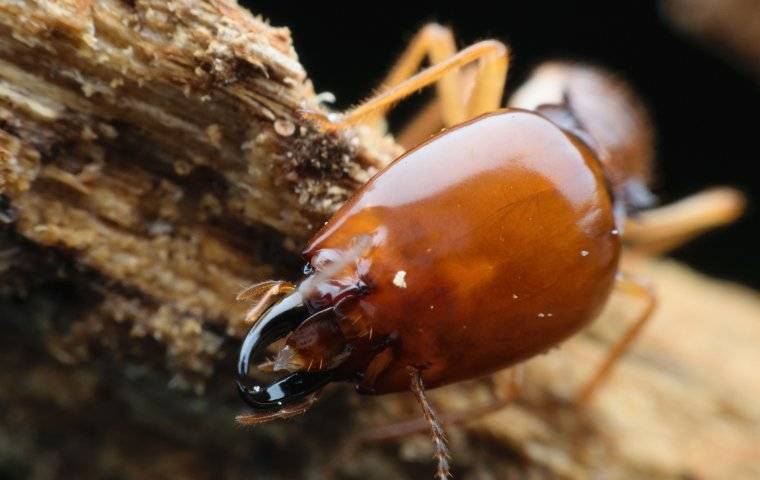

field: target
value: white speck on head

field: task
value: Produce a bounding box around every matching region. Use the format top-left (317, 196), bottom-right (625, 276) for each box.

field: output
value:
top-left (393, 270), bottom-right (407, 288)
top-left (580, 250), bottom-right (590, 257)
top-left (512, 294), bottom-right (519, 299)
top-left (429, 305), bottom-right (435, 310)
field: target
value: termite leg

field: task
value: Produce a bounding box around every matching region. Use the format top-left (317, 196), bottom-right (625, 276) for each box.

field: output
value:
top-left (624, 187), bottom-right (745, 255)
top-left (397, 65), bottom-right (479, 148)
top-left (238, 280), bottom-right (296, 324)
top-left (301, 28), bottom-right (509, 133)
top-left (364, 23), bottom-right (459, 131)
top-left (409, 367), bottom-right (451, 480)
top-left (576, 273), bottom-right (657, 405)
top-left (396, 97), bottom-right (444, 148)
top-left (364, 23), bottom-right (495, 144)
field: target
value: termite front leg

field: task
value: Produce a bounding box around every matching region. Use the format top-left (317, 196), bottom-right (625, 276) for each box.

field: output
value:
top-left (576, 273), bottom-right (657, 405)
top-left (624, 187), bottom-right (745, 255)
top-left (364, 23), bottom-right (460, 130)
top-left (301, 26), bottom-right (509, 134)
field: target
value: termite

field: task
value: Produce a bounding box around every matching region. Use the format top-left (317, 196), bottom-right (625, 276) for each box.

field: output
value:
top-left (235, 24), bottom-right (744, 479)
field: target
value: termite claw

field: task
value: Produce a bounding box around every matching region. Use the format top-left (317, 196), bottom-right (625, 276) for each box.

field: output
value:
top-left (237, 291), bottom-right (307, 378)
top-left (237, 290), bottom-right (336, 411)
top-left (236, 371), bottom-right (333, 411)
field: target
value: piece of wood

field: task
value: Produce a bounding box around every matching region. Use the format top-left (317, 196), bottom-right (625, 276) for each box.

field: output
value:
top-left (0, 0), bottom-right (399, 388)
top-left (1, 2), bottom-right (758, 479)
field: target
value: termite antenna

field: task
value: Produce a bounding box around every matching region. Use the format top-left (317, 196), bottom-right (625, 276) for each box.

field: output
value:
top-left (409, 367), bottom-right (451, 480)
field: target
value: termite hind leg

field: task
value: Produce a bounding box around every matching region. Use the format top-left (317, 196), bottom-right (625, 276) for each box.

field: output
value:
top-left (301, 28), bottom-right (509, 133)
top-left (409, 367), bottom-right (451, 480)
top-left (624, 187), bottom-right (745, 255)
top-left (576, 273), bottom-right (657, 405)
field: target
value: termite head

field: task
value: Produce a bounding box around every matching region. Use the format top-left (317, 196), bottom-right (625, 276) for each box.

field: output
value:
top-left (236, 236), bottom-right (377, 420)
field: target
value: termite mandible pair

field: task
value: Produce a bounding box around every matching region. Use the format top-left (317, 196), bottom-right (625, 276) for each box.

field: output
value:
top-left (235, 24), bottom-right (744, 479)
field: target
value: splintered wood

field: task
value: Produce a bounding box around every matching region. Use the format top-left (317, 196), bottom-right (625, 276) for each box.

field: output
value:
top-left (0, 0), bottom-right (397, 388)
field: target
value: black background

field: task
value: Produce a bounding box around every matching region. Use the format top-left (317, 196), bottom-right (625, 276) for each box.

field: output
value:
top-left (247, 1), bottom-right (759, 288)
